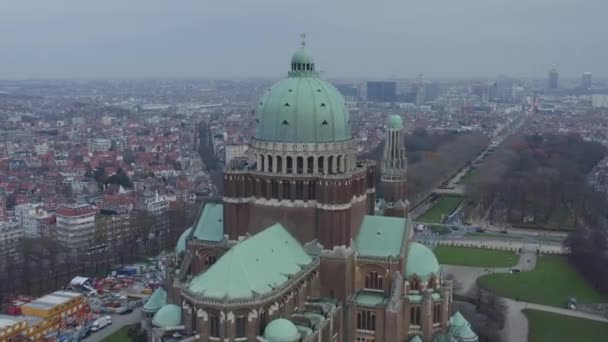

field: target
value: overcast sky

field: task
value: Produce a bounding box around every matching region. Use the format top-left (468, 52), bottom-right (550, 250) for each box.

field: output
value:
top-left (0, 0), bottom-right (606, 79)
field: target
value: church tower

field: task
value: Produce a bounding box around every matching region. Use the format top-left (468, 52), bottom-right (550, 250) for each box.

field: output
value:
top-left (380, 114), bottom-right (409, 217)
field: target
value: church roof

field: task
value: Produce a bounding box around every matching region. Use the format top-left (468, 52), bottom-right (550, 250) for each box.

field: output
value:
top-left (263, 318), bottom-right (301, 342)
top-left (254, 46), bottom-right (352, 143)
top-left (152, 304), bottom-right (182, 328)
top-left (192, 203), bottom-right (224, 242)
top-left (187, 223), bottom-right (313, 300)
top-left (404, 242), bottom-right (439, 281)
top-left (355, 215), bottom-right (408, 258)
top-left (142, 287), bottom-right (167, 313)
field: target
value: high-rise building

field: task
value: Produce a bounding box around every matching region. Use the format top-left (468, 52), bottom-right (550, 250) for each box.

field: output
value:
top-left (366, 81), bottom-right (397, 102)
top-left (56, 204), bottom-right (96, 250)
top-left (581, 72), bottom-right (592, 89)
top-left (14, 203), bottom-right (54, 238)
top-left (144, 43), bottom-right (475, 342)
top-left (380, 115), bottom-right (409, 217)
top-left (548, 66), bottom-right (559, 89)
top-left (0, 221), bottom-right (23, 269)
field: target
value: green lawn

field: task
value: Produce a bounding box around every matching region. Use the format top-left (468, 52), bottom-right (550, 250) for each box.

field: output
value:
top-left (457, 168), bottom-right (477, 184)
top-left (479, 256), bottom-right (604, 307)
top-left (102, 325), bottom-right (134, 342)
top-left (524, 309), bottom-right (608, 342)
top-left (434, 246), bottom-right (519, 267)
top-left (418, 196), bottom-right (462, 223)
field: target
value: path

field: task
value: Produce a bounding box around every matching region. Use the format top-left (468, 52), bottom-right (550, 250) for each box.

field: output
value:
top-left (440, 249), bottom-right (607, 342)
top-left (83, 310), bottom-right (142, 342)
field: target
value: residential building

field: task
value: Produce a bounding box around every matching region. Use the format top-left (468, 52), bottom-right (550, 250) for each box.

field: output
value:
top-left (0, 221), bottom-right (23, 268)
top-left (56, 204), bottom-right (96, 250)
top-left (14, 203), bottom-right (54, 238)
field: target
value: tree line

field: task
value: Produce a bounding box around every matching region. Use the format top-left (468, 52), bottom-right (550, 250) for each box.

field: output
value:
top-left (464, 133), bottom-right (606, 229)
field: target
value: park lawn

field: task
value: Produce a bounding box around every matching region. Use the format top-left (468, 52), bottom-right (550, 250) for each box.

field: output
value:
top-left (418, 196), bottom-right (462, 223)
top-left (457, 168), bottom-right (477, 184)
top-left (102, 325), bottom-right (133, 342)
top-left (479, 256), bottom-right (604, 307)
top-left (524, 309), bottom-right (608, 342)
top-left (434, 246), bottom-right (518, 267)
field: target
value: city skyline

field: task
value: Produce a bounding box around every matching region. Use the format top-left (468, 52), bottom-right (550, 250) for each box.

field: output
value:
top-left (1, 0), bottom-right (607, 79)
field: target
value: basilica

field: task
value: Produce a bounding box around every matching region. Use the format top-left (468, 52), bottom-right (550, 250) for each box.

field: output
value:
top-left (142, 42), bottom-right (478, 342)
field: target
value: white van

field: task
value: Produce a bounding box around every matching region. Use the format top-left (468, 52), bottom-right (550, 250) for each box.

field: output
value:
top-left (91, 316), bottom-right (111, 332)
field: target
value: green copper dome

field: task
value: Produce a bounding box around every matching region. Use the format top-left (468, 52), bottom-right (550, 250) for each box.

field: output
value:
top-left (254, 47), bottom-right (352, 143)
top-left (388, 114), bottom-right (404, 129)
top-left (142, 287), bottom-right (167, 313)
top-left (404, 242), bottom-right (440, 281)
top-left (152, 304), bottom-right (182, 328)
top-left (263, 318), bottom-right (300, 342)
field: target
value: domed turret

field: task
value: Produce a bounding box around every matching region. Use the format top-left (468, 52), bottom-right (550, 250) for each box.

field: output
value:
top-left (152, 304), bottom-right (182, 328)
top-left (388, 114), bottom-right (404, 129)
top-left (254, 41), bottom-right (351, 143)
top-left (405, 242), bottom-right (439, 281)
top-left (263, 318), bottom-right (300, 342)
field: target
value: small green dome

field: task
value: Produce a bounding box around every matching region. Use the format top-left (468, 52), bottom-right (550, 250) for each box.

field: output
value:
top-left (152, 304), bottom-right (182, 328)
top-left (176, 227), bottom-right (192, 255)
top-left (410, 336), bottom-right (423, 342)
top-left (291, 47), bottom-right (314, 66)
top-left (263, 318), bottom-right (300, 342)
top-left (450, 312), bottom-right (478, 341)
top-left (405, 242), bottom-right (440, 281)
top-left (142, 287), bottom-right (167, 313)
top-left (388, 115), bottom-right (404, 129)
top-left (254, 47), bottom-right (352, 143)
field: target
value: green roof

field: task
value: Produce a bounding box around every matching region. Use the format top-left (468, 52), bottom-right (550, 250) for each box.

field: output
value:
top-left (264, 318), bottom-right (300, 342)
top-left (175, 227), bottom-right (192, 254)
top-left (254, 48), bottom-right (351, 143)
top-left (410, 336), bottom-right (423, 342)
top-left (405, 242), bottom-right (439, 281)
top-left (388, 114), bottom-right (404, 129)
top-left (351, 290), bottom-right (388, 307)
top-left (152, 304), bottom-right (182, 328)
top-left (355, 215), bottom-right (408, 258)
top-left (406, 294), bottom-right (422, 303)
top-left (192, 203), bottom-right (224, 242)
top-left (187, 223), bottom-right (313, 299)
top-left (142, 287), bottom-right (167, 313)
top-left (431, 292), bottom-right (442, 301)
top-left (450, 311), bottom-right (478, 341)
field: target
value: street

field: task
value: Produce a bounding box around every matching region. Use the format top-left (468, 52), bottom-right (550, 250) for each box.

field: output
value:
top-left (83, 310), bottom-right (143, 342)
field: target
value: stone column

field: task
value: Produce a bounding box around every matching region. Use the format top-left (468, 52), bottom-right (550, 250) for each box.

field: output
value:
top-left (303, 155), bottom-right (308, 174)
top-left (272, 155), bottom-right (278, 173)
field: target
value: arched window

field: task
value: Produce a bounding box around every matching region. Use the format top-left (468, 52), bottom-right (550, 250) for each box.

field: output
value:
top-left (260, 155), bottom-right (265, 172)
top-left (364, 271), bottom-right (383, 290)
top-left (267, 155), bottom-right (273, 172)
top-left (318, 156), bottom-right (324, 174)
top-left (410, 306), bottom-right (421, 325)
top-left (276, 156), bottom-right (283, 173)
top-left (307, 156), bottom-right (314, 174)
top-left (204, 255), bottom-right (216, 266)
top-left (286, 156), bottom-right (293, 174)
top-left (356, 310), bottom-right (376, 331)
top-left (297, 156), bottom-right (304, 174)
top-left (410, 278), bottom-right (420, 291)
top-left (328, 156), bottom-right (334, 174)
top-left (337, 155), bottom-right (343, 173)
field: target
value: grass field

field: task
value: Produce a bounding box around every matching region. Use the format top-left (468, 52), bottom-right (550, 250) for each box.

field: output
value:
top-left (434, 246), bottom-right (519, 267)
top-left (479, 256), bottom-right (604, 307)
top-left (418, 196), bottom-right (462, 223)
top-left (524, 309), bottom-right (608, 342)
top-left (457, 168), bottom-right (477, 184)
top-left (102, 325), bottom-right (133, 342)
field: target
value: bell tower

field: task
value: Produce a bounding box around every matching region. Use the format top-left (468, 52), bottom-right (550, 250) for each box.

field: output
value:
top-left (380, 114), bottom-right (408, 217)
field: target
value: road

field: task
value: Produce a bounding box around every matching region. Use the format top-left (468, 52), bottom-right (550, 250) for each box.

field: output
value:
top-left (83, 310), bottom-right (143, 342)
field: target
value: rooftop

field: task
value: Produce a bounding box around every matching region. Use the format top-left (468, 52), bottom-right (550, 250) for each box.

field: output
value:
top-left (355, 215), bottom-right (408, 258)
top-left (351, 290), bottom-right (388, 308)
top-left (192, 203), bottom-right (224, 242)
top-left (187, 223), bottom-right (313, 300)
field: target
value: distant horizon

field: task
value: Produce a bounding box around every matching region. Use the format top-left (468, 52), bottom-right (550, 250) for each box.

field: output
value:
top-left (1, 1), bottom-right (607, 80)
